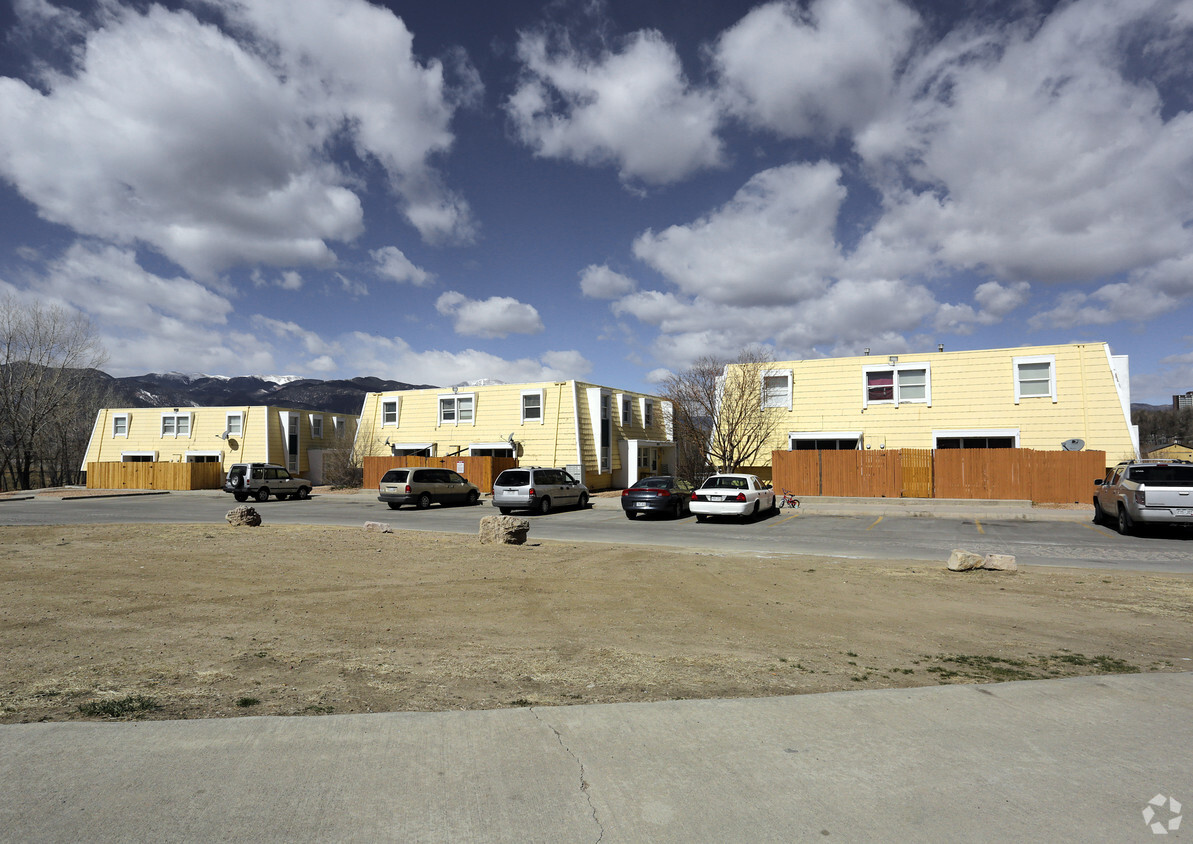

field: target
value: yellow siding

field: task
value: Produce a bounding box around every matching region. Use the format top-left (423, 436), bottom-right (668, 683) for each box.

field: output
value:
top-left (357, 380), bottom-right (670, 484)
top-left (732, 343), bottom-right (1136, 465)
top-left (82, 405), bottom-right (356, 475)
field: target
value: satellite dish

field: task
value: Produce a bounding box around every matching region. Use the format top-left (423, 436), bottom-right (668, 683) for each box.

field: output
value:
top-left (1061, 438), bottom-right (1085, 451)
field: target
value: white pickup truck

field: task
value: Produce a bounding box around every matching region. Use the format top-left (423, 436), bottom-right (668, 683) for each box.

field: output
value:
top-left (1093, 459), bottom-right (1193, 535)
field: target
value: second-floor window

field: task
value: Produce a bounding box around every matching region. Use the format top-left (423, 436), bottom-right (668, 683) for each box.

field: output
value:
top-left (112, 414), bottom-right (128, 437)
top-left (863, 366), bottom-right (929, 406)
top-left (621, 395), bottom-right (633, 425)
top-left (761, 371), bottom-right (792, 409)
top-left (643, 399), bottom-right (654, 427)
top-left (310, 415), bottom-right (323, 438)
top-left (161, 413), bottom-right (191, 437)
top-left (521, 391), bottom-right (543, 423)
top-left (1013, 355), bottom-right (1056, 403)
top-left (439, 394), bottom-right (474, 424)
top-left (381, 400), bottom-right (399, 426)
top-left (226, 413), bottom-right (243, 437)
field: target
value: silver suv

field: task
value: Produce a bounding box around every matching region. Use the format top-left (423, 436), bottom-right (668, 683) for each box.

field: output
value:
top-left (224, 463), bottom-right (311, 503)
top-left (492, 467), bottom-right (589, 515)
top-left (378, 467), bottom-right (481, 510)
top-left (1093, 459), bottom-right (1193, 534)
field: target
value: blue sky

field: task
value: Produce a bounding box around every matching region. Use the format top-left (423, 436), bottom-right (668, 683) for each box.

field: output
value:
top-left (1, 0), bottom-right (1191, 402)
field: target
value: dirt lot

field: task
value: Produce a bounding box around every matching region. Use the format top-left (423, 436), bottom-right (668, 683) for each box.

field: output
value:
top-left (2, 523), bottom-right (1190, 723)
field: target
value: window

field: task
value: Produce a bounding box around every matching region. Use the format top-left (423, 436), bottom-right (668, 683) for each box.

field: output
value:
top-left (161, 412), bottom-right (191, 437)
top-left (1014, 355), bottom-right (1057, 403)
top-left (439, 393), bottom-right (475, 425)
top-left (789, 432), bottom-right (862, 450)
top-left (761, 370), bottom-right (793, 410)
top-left (621, 395), bottom-right (633, 426)
top-left (112, 414), bottom-right (128, 437)
top-left (521, 390), bottom-right (543, 424)
top-left (381, 399), bottom-right (399, 426)
top-left (863, 365), bottom-right (930, 406)
top-left (310, 414), bottom-right (323, 438)
top-left (186, 452), bottom-right (220, 462)
top-left (637, 397), bottom-right (654, 428)
top-left (933, 429), bottom-right (1019, 449)
top-left (333, 417), bottom-right (346, 437)
top-left (226, 412), bottom-right (243, 437)
top-left (121, 452), bottom-right (155, 462)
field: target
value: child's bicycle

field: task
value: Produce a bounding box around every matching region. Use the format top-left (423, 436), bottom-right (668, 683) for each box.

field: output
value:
top-left (777, 489), bottom-right (800, 509)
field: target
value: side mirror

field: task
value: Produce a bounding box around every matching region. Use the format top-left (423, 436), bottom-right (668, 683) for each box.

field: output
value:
top-left (1093, 479), bottom-right (1103, 486)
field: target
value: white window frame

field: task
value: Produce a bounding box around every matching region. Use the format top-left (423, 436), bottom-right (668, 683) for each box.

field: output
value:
top-left (185, 450), bottom-right (222, 463)
top-left (160, 411), bottom-right (193, 438)
top-left (310, 414), bottom-right (324, 439)
top-left (332, 416), bottom-right (346, 437)
top-left (225, 412), bottom-right (243, 438)
top-left (521, 389), bottom-right (544, 425)
top-left (438, 392), bottom-right (476, 426)
top-left (788, 431), bottom-right (864, 450)
top-left (469, 442), bottom-right (515, 457)
top-left (862, 363), bottom-right (932, 408)
top-left (381, 399), bottom-right (400, 427)
top-left (121, 451), bottom-right (156, 462)
top-left (933, 428), bottom-right (1020, 448)
top-left (761, 369), bottom-right (793, 411)
top-left (112, 413), bottom-right (129, 438)
top-left (639, 397), bottom-right (654, 428)
top-left (1013, 354), bottom-right (1057, 404)
top-left (390, 442), bottom-right (435, 456)
top-left (619, 394), bottom-right (633, 426)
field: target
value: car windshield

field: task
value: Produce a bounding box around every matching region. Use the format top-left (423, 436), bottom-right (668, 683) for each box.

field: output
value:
top-left (633, 477), bottom-right (671, 488)
top-left (703, 476), bottom-right (747, 490)
top-left (1127, 465), bottom-right (1193, 484)
top-left (497, 471), bottom-right (530, 486)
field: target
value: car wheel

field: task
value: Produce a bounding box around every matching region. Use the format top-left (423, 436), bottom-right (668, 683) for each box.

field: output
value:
top-left (296, 486), bottom-right (310, 501)
top-left (577, 492), bottom-right (589, 510)
top-left (696, 513), bottom-right (708, 523)
top-left (233, 492), bottom-right (248, 502)
top-left (467, 490), bottom-right (480, 506)
top-left (1116, 505), bottom-right (1135, 536)
top-left (387, 502), bottom-right (401, 510)
top-left (1092, 500), bottom-right (1107, 525)
top-left (499, 507), bottom-right (513, 515)
top-left (255, 487), bottom-right (270, 503)
top-left (417, 493), bottom-right (432, 510)
top-left (672, 501), bottom-right (683, 519)
top-left (537, 496), bottom-right (551, 515)
top-left (625, 510), bottom-right (637, 520)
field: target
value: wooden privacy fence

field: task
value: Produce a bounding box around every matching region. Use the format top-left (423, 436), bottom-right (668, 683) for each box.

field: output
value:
top-left (771, 448), bottom-right (1105, 504)
top-left (363, 455), bottom-right (518, 493)
top-left (86, 461), bottom-right (224, 491)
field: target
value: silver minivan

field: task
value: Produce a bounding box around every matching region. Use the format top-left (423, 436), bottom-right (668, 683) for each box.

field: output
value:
top-left (492, 467), bottom-right (589, 515)
top-left (378, 467), bottom-right (481, 510)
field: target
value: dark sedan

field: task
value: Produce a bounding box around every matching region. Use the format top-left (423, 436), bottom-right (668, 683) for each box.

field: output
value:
top-left (621, 476), bottom-right (695, 520)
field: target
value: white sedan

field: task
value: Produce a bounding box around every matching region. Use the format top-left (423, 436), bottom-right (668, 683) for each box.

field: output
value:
top-left (690, 473), bottom-right (777, 522)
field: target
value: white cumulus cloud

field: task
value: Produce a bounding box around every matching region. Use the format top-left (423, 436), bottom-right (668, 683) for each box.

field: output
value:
top-left (579, 264), bottom-right (638, 299)
top-left (436, 290), bottom-right (545, 338)
top-left (371, 246), bottom-right (433, 286)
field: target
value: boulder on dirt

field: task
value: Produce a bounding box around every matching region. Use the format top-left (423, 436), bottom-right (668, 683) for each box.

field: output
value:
top-left (479, 515), bottom-right (530, 545)
top-left (947, 549), bottom-right (984, 571)
top-left (983, 553), bottom-right (1018, 571)
top-left (364, 521), bottom-right (393, 534)
top-left (226, 506), bottom-right (262, 527)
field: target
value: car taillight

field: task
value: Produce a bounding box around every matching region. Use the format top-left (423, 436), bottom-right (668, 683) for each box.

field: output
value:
top-left (528, 488), bottom-right (536, 496)
top-left (1135, 490), bottom-right (1146, 506)
top-left (691, 492), bottom-right (698, 500)
top-left (405, 484), bottom-right (411, 493)
top-left (735, 493), bottom-right (747, 502)
top-left (621, 489), bottom-right (630, 497)
top-left (655, 489), bottom-right (671, 497)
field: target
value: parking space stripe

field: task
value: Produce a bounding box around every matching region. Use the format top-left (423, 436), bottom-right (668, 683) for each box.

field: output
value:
top-left (866, 516), bottom-right (883, 530)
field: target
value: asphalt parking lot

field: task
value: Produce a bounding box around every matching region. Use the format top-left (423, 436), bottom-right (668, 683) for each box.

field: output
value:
top-left (2, 488), bottom-right (1190, 572)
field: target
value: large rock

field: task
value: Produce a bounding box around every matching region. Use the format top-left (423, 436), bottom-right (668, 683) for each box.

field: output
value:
top-left (479, 515), bottom-right (530, 545)
top-left (226, 506), bottom-right (262, 527)
top-left (947, 549), bottom-right (984, 571)
top-left (983, 553), bottom-right (1018, 571)
top-left (364, 521), bottom-right (393, 534)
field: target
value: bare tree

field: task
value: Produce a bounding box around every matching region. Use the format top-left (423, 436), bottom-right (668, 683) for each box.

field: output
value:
top-left (0, 296), bottom-right (108, 490)
top-left (319, 424), bottom-right (364, 488)
top-left (662, 348), bottom-right (781, 475)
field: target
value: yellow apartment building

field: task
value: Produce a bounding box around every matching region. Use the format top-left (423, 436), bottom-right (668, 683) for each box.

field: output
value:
top-left (356, 381), bottom-right (673, 489)
top-left (728, 342), bottom-right (1138, 478)
top-left (81, 405), bottom-right (357, 483)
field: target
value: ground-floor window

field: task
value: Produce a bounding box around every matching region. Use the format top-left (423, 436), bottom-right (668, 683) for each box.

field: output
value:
top-left (788, 432), bottom-right (862, 450)
top-left (933, 429), bottom-right (1019, 449)
top-left (186, 453), bottom-right (221, 462)
top-left (470, 447), bottom-right (514, 457)
top-left (121, 452), bottom-right (155, 462)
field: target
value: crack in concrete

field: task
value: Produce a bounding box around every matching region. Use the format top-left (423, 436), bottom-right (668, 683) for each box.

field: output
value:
top-left (529, 707), bottom-right (604, 843)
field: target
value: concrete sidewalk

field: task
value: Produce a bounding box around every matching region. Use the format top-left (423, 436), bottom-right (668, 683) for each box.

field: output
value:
top-left (2, 673), bottom-right (1189, 842)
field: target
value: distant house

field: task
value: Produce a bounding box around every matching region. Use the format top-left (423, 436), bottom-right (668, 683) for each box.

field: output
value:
top-left (1144, 442), bottom-right (1193, 461)
top-left (356, 381), bottom-right (672, 489)
top-left (718, 341), bottom-right (1138, 479)
top-left (81, 405), bottom-right (356, 484)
